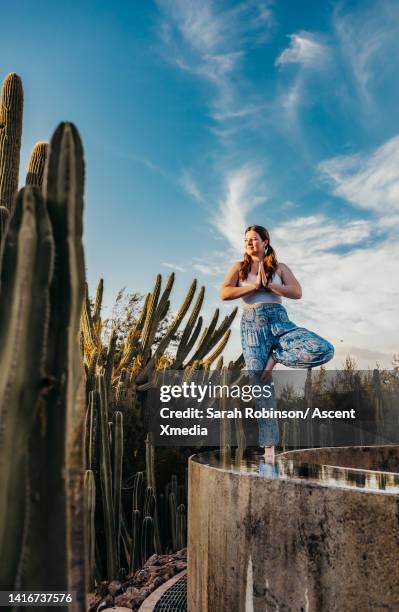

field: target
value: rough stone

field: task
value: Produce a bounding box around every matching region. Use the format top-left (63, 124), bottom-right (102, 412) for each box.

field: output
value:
top-left (188, 446), bottom-right (399, 612)
top-left (88, 549), bottom-right (187, 612)
top-left (108, 581), bottom-right (122, 597)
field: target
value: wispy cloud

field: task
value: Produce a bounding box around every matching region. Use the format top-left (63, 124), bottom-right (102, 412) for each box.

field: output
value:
top-left (273, 31), bottom-right (330, 131)
top-left (332, 2), bottom-right (399, 107)
top-left (318, 134), bottom-right (399, 215)
top-left (211, 164), bottom-right (267, 253)
top-left (180, 171), bottom-right (206, 205)
top-left (276, 32), bottom-right (328, 68)
top-left (192, 263), bottom-right (219, 276)
top-left (162, 262), bottom-right (186, 272)
top-left (156, 0), bottom-right (273, 121)
top-left (275, 215), bottom-right (370, 254)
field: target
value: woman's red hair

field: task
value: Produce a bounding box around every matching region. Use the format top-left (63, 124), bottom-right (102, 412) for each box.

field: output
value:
top-left (239, 225), bottom-right (278, 287)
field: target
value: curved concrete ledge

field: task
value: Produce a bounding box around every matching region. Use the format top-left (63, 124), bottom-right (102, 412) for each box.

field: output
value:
top-left (188, 446), bottom-right (399, 611)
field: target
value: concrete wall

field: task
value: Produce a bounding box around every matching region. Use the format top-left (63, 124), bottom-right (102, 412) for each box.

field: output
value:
top-left (188, 447), bottom-right (399, 611)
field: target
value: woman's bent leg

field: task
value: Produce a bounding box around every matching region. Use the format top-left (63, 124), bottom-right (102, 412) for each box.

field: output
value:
top-left (272, 327), bottom-right (334, 369)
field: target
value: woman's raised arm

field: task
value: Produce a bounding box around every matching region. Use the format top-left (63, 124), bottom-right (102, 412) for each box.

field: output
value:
top-left (219, 261), bottom-right (260, 301)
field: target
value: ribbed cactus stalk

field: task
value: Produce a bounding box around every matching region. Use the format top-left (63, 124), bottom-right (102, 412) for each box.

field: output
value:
top-left (92, 278), bottom-right (104, 324)
top-left (169, 491), bottom-right (177, 551)
top-left (25, 142), bottom-right (48, 188)
top-left (84, 391), bottom-right (98, 470)
top-left (141, 516), bottom-right (154, 565)
top-left (96, 371), bottom-right (117, 580)
top-left (176, 503), bottom-right (186, 549)
top-left (145, 432), bottom-right (161, 554)
top-left (0, 122), bottom-right (88, 609)
top-left (130, 509), bottom-right (141, 574)
top-left (25, 123), bottom-right (87, 607)
top-left (126, 471), bottom-right (144, 573)
top-left (145, 432), bottom-right (156, 490)
top-left (0, 206), bottom-right (9, 244)
top-left (143, 486), bottom-right (155, 518)
top-left (0, 186), bottom-right (53, 591)
top-left (0, 73), bottom-right (23, 216)
top-left (112, 411), bottom-right (123, 570)
top-left (84, 470), bottom-right (96, 590)
top-left (136, 278), bottom-right (197, 383)
top-left (140, 274), bottom-right (162, 361)
top-left (132, 471), bottom-right (144, 512)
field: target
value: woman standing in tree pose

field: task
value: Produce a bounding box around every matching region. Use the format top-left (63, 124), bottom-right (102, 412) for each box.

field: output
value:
top-left (219, 225), bottom-right (334, 462)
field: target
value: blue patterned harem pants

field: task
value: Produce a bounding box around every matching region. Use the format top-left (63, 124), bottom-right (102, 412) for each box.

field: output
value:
top-left (240, 303), bottom-right (334, 447)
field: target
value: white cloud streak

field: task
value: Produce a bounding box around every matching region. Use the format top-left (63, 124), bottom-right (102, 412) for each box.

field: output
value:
top-left (156, 0), bottom-right (273, 121)
top-left (211, 164), bottom-right (267, 253)
top-left (276, 32), bottom-right (328, 68)
top-left (162, 262), bottom-right (186, 272)
top-left (273, 31), bottom-right (330, 131)
top-left (333, 2), bottom-right (399, 106)
top-left (318, 134), bottom-right (399, 214)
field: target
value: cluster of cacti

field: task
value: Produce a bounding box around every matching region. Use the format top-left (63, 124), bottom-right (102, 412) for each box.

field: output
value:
top-left (0, 74), bottom-right (48, 244)
top-left (0, 70), bottom-right (241, 603)
top-left (81, 270), bottom-right (239, 400)
top-left (84, 391), bottom-right (188, 581)
top-left (78, 254), bottom-right (241, 582)
top-left (0, 115), bottom-right (87, 611)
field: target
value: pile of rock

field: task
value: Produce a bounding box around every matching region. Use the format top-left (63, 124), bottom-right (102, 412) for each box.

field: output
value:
top-left (87, 548), bottom-right (187, 611)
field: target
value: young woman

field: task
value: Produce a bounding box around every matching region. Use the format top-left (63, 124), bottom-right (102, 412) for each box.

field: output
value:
top-left (220, 225), bottom-right (334, 462)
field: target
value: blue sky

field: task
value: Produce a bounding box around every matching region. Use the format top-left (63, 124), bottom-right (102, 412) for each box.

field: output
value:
top-left (3, 0), bottom-right (399, 368)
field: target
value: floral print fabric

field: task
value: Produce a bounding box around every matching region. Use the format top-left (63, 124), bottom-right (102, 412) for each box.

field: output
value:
top-left (240, 303), bottom-right (334, 447)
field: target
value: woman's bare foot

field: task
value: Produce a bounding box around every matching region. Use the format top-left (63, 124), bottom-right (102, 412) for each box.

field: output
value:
top-left (260, 355), bottom-right (277, 382)
top-left (263, 446), bottom-right (275, 464)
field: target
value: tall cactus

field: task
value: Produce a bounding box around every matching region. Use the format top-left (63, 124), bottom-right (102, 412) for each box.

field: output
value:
top-left (26, 123), bottom-right (86, 605)
top-left (0, 186), bottom-right (53, 591)
top-left (0, 122), bottom-right (88, 610)
top-left (96, 371), bottom-right (117, 580)
top-left (0, 73), bottom-right (23, 216)
top-left (112, 410), bottom-right (123, 571)
top-left (84, 470), bottom-right (96, 591)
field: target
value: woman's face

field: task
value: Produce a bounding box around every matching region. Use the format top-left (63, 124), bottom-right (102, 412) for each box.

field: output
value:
top-left (244, 230), bottom-right (268, 257)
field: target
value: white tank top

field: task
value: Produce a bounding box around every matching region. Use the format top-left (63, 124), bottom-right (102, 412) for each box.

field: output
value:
top-left (238, 271), bottom-right (283, 306)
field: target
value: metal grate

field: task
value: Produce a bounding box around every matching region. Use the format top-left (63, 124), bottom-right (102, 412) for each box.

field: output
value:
top-left (153, 574), bottom-right (187, 611)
